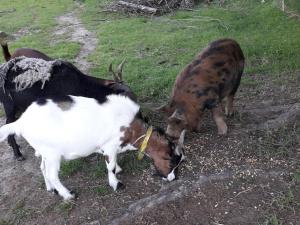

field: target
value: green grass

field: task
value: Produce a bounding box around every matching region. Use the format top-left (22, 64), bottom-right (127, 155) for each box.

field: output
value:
top-left (255, 125), bottom-right (299, 157)
top-left (0, 0), bottom-right (80, 64)
top-left (54, 201), bottom-right (74, 215)
top-left (119, 152), bottom-right (151, 173)
top-left (60, 159), bottom-right (86, 177)
top-left (80, 0), bottom-right (300, 101)
top-left (1, 0), bottom-right (300, 101)
top-left (292, 169), bottom-right (300, 183)
top-left (60, 153), bottom-right (150, 179)
top-left (262, 214), bottom-right (282, 225)
top-left (93, 185), bottom-right (110, 195)
top-left (262, 187), bottom-right (300, 225)
top-left (285, 0), bottom-right (300, 13)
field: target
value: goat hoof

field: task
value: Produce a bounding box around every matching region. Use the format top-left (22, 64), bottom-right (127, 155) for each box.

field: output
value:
top-left (70, 190), bottom-right (78, 198)
top-left (15, 155), bottom-right (25, 161)
top-left (116, 182), bottom-right (125, 190)
top-left (53, 189), bottom-right (59, 195)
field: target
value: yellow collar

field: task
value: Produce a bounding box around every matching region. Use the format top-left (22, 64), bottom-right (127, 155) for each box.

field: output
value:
top-left (137, 126), bottom-right (153, 160)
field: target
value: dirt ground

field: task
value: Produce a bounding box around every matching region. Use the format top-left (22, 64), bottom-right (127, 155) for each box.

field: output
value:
top-left (0, 6), bottom-right (300, 225)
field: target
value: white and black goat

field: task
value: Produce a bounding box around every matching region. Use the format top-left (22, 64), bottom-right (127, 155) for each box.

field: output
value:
top-left (0, 57), bottom-right (136, 160)
top-left (0, 94), bottom-right (185, 200)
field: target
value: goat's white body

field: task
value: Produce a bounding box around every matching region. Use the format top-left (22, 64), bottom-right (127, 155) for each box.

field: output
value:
top-left (18, 95), bottom-right (138, 159)
top-left (0, 95), bottom-right (140, 200)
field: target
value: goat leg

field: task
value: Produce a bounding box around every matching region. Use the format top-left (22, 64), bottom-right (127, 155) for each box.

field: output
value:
top-left (7, 135), bottom-right (24, 160)
top-left (4, 106), bottom-right (24, 160)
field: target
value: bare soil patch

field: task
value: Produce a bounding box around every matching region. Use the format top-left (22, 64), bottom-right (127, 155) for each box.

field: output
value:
top-left (1, 1), bottom-right (299, 224)
top-left (0, 71), bottom-right (299, 225)
top-left (53, 7), bottom-right (98, 73)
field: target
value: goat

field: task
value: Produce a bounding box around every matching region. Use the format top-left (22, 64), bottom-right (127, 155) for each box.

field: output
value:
top-left (0, 57), bottom-right (135, 160)
top-left (0, 31), bottom-right (135, 100)
top-left (158, 39), bottom-right (245, 138)
top-left (0, 94), bottom-right (185, 200)
top-left (0, 31), bottom-right (52, 61)
top-left (0, 32), bottom-right (134, 97)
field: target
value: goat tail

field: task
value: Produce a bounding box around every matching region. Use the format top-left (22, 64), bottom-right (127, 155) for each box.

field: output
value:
top-left (1, 43), bottom-right (11, 62)
top-left (0, 122), bottom-right (17, 142)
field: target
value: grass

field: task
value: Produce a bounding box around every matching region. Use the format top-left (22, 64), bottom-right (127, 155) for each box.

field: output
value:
top-left (262, 187), bottom-right (300, 225)
top-left (9, 200), bottom-right (35, 225)
top-left (292, 169), bottom-right (300, 183)
top-left (93, 185), bottom-right (110, 195)
top-left (255, 124), bottom-right (299, 157)
top-left (0, 0), bottom-right (80, 64)
top-left (55, 201), bottom-right (74, 215)
top-left (80, 0), bottom-right (300, 101)
top-left (262, 214), bottom-right (282, 225)
top-left (2, 0), bottom-right (300, 101)
top-left (285, 0), bottom-right (300, 13)
top-left (60, 159), bottom-right (87, 177)
top-left (60, 153), bottom-right (150, 178)
top-left (119, 152), bottom-right (151, 174)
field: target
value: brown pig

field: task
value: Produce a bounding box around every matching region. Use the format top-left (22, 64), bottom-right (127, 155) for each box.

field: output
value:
top-left (159, 39), bottom-right (245, 138)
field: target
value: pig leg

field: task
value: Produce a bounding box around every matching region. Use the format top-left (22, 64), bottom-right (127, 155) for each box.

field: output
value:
top-left (224, 95), bottom-right (234, 117)
top-left (211, 105), bottom-right (227, 135)
top-left (225, 71), bottom-right (242, 117)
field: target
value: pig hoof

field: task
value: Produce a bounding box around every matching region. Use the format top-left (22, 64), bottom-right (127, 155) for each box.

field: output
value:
top-left (218, 126), bottom-right (228, 135)
top-left (225, 112), bottom-right (234, 117)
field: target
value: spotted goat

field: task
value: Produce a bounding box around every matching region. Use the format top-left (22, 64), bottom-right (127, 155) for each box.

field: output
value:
top-left (0, 94), bottom-right (185, 200)
top-left (0, 56), bottom-right (137, 160)
top-left (159, 39), bottom-right (245, 138)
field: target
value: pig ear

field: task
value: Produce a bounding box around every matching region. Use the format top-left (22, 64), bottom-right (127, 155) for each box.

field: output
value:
top-left (168, 110), bottom-right (184, 124)
top-left (156, 103), bottom-right (171, 114)
top-left (175, 130), bottom-right (186, 156)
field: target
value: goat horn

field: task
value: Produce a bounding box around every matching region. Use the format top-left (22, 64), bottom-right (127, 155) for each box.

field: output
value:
top-left (109, 62), bottom-right (119, 82)
top-left (116, 58), bottom-right (126, 81)
top-left (175, 130), bottom-right (186, 156)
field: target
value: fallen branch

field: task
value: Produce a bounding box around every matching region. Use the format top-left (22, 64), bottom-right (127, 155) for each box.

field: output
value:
top-left (172, 15), bottom-right (229, 30)
top-left (108, 169), bottom-right (287, 225)
top-left (251, 103), bottom-right (300, 131)
top-left (117, 1), bottom-right (157, 14)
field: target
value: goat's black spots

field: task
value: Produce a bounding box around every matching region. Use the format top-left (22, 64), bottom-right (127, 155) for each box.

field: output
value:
top-left (95, 96), bottom-right (109, 105)
top-left (204, 98), bottom-right (218, 109)
top-left (213, 61), bottom-right (226, 68)
top-left (112, 167), bottom-right (116, 174)
top-left (52, 95), bottom-right (74, 104)
top-left (52, 95), bottom-right (74, 111)
top-left (36, 98), bottom-right (47, 106)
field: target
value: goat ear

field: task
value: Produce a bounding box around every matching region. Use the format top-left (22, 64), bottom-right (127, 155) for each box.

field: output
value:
top-left (0, 31), bottom-right (14, 45)
top-left (116, 58), bottom-right (126, 82)
top-left (175, 130), bottom-right (186, 156)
